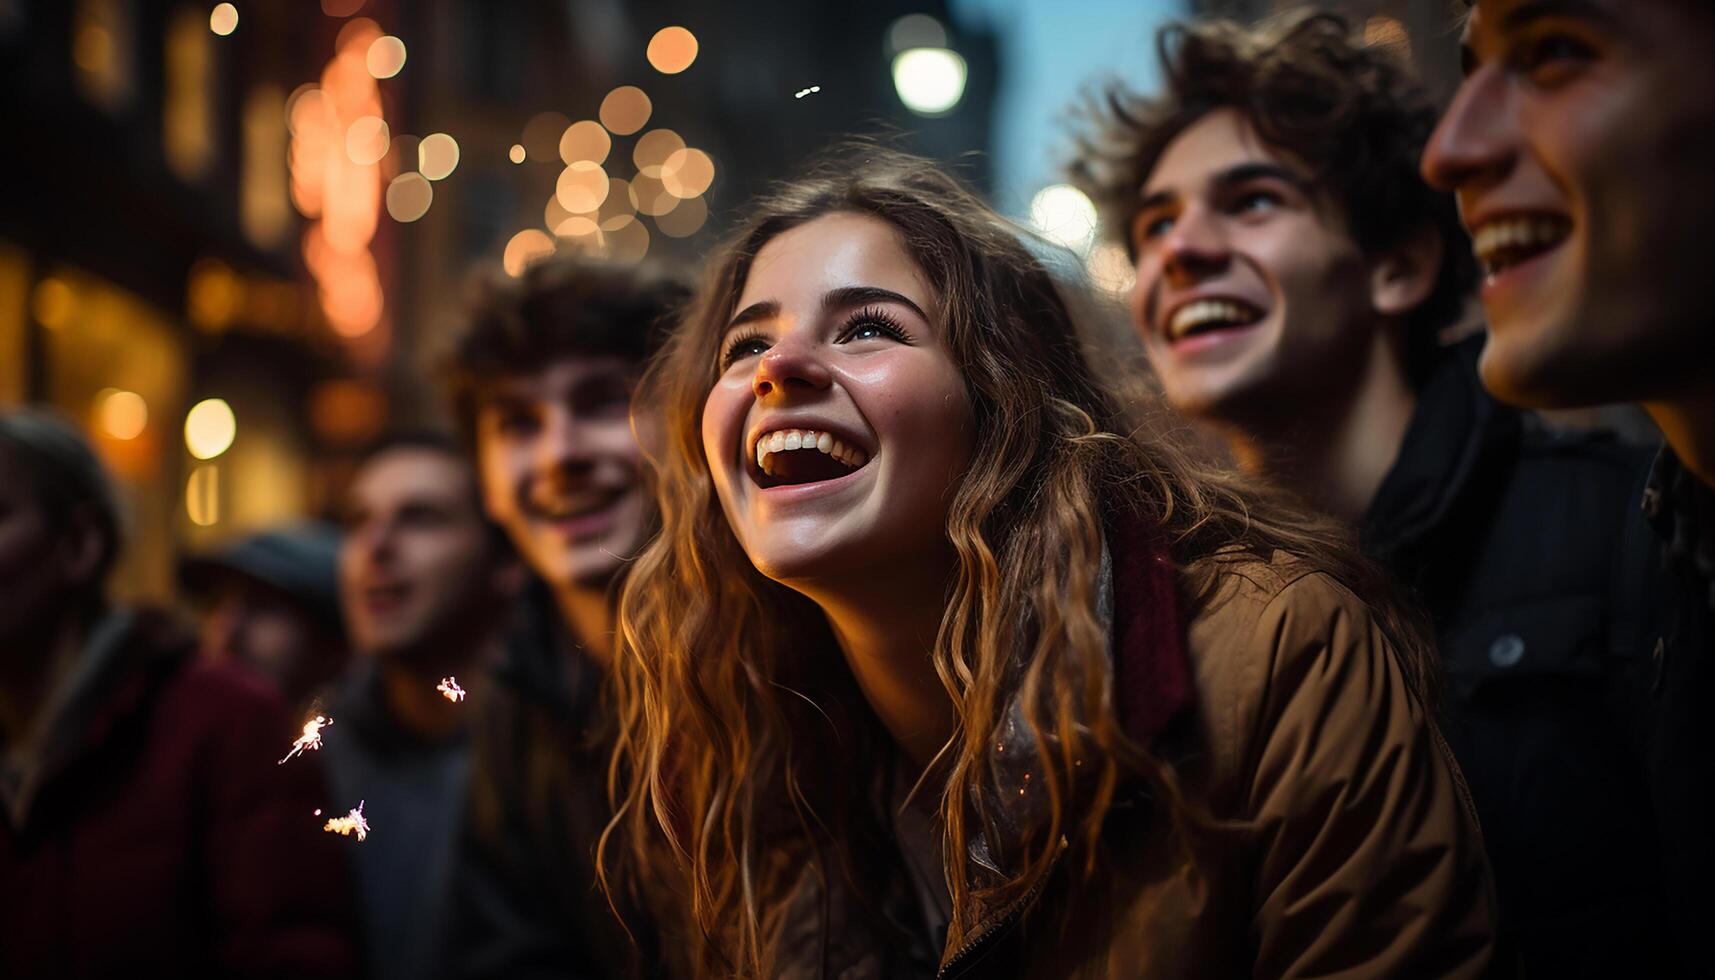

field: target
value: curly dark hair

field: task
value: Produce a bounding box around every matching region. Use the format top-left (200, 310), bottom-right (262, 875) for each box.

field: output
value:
top-left (442, 254), bottom-right (691, 441)
top-left (1072, 10), bottom-right (1475, 382)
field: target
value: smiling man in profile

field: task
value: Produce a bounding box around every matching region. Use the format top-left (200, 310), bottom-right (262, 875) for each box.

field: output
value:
top-left (1077, 11), bottom-right (1672, 975)
top-left (1423, 1), bottom-right (1715, 973)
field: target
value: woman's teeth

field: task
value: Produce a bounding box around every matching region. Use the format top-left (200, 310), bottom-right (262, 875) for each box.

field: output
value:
top-left (1167, 298), bottom-right (1262, 340)
top-left (1471, 216), bottom-right (1571, 275)
top-left (755, 428), bottom-right (868, 476)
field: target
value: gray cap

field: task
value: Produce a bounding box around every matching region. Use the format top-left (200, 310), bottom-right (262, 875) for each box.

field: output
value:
top-left (178, 521), bottom-right (344, 630)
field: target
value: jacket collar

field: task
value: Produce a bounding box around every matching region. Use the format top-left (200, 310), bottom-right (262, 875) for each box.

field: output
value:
top-left (1362, 336), bottom-right (1520, 561)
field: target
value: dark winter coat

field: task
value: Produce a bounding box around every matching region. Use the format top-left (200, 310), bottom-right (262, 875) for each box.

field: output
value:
top-left (0, 608), bottom-right (360, 979)
top-left (454, 582), bottom-right (656, 979)
top-left (1360, 340), bottom-right (1673, 977)
top-left (1634, 447), bottom-right (1715, 975)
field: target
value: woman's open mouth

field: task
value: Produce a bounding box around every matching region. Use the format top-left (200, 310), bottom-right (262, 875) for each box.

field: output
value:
top-left (750, 427), bottom-right (871, 489)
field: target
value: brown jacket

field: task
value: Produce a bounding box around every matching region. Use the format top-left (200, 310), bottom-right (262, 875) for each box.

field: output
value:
top-left (782, 553), bottom-right (1496, 979)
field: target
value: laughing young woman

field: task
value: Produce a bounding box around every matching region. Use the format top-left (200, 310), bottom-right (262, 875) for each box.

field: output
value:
top-left (605, 148), bottom-right (1494, 979)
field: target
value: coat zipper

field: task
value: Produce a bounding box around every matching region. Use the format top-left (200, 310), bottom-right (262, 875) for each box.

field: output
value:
top-left (935, 861), bottom-right (1055, 979)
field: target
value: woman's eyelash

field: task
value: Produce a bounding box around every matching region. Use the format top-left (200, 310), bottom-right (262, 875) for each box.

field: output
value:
top-left (837, 306), bottom-right (912, 344)
top-left (720, 329), bottom-right (769, 368)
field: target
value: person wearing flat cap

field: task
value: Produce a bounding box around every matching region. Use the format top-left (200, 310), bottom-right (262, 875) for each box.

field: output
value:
top-left (180, 521), bottom-right (350, 713)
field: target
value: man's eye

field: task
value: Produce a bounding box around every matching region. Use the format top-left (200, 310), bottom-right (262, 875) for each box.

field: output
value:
top-left (1515, 33), bottom-right (1596, 84)
top-left (1135, 214), bottom-right (1174, 243)
top-left (495, 411), bottom-right (538, 434)
top-left (1233, 191), bottom-right (1280, 215)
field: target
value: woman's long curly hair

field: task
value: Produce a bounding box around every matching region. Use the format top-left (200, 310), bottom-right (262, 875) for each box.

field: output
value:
top-left (602, 145), bottom-right (1434, 977)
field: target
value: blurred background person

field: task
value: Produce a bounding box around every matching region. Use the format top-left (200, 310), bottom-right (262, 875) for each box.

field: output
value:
top-left (443, 255), bottom-right (687, 979)
top-left (1422, 0), bottom-right (1715, 973)
top-left (0, 407), bottom-right (358, 979)
top-left (180, 520), bottom-right (349, 713)
top-left (1074, 13), bottom-right (1669, 976)
top-left (322, 432), bottom-right (521, 980)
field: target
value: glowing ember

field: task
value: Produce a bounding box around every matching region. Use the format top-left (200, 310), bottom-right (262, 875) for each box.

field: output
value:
top-left (436, 676), bottom-right (466, 702)
top-left (279, 714), bottom-right (333, 764)
top-left (323, 800), bottom-right (369, 841)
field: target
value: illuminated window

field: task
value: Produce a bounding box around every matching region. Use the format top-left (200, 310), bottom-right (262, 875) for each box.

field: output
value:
top-left (72, 0), bottom-right (134, 110)
top-left (164, 6), bottom-right (216, 180)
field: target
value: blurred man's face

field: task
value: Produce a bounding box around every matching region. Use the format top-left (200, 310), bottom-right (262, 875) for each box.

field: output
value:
top-left (1129, 109), bottom-right (1380, 423)
top-left (339, 446), bottom-right (503, 660)
top-left (474, 357), bottom-right (649, 590)
top-left (1422, 0), bottom-right (1715, 409)
top-left (200, 582), bottom-right (331, 698)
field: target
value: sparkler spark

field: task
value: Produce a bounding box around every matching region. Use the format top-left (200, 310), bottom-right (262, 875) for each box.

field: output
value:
top-left (323, 800), bottom-right (369, 841)
top-left (436, 676), bottom-right (466, 703)
top-left (278, 714), bottom-right (332, 764)
top-left (794, 85), bottom-right (821, 99)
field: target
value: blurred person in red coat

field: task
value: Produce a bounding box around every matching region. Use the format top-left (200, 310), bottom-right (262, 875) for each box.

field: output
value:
top-left (0, 407), bottom-right (360, 979)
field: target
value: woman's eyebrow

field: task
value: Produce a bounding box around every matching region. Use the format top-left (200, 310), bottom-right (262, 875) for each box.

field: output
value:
top-left (821, 285), bottom-right (929, 322)
top-left (726, 299), bottom-right (779, 331)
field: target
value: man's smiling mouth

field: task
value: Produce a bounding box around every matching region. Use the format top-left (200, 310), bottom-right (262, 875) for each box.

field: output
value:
top-left (751, 427), bottom-right (871, 489)
top-left (1470, 214), bottom-right (1572, 278)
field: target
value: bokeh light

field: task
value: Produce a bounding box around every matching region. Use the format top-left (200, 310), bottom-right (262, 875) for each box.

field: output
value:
top-left (185, 398), bottom-right (237, 460)
top-left (321, 0), bottom-right (366, 16)
top-left (605, 218), bottom-right (650, 263)
top-left (629, 170), bottom-right (675, 216)
top-left (186, 465), bottom-right (221, 526)
top-left (661, 147), bottom-right (715, 198)
top-left (1086, 243), bottom-right (1136, 297)
top-left (1028, 183), bottom-right (1099, 256)
top-left (209, 3), bottom-right (239, 36)
top-left (633, 128), bottom-right (685, 174)
top-left (502, 229), bottom-right (555, 277)
top-left (647, 27), bottom-right (698, 74)
top-left (599, 86), bottom-right (651, 136)
top-left (96, 389), bottom-right (149, 441)
top-left (545, 194), bottom-right (573, 232)
top-left (345, 114), bottom-right (390, 165)
top-left (31, 277), bottom-right (75, 329)
top-left (366, 35), bottom-right (407, 78)
top-left (386, 172), bottom-right (432, 222)
top-left (655, 195), bottom-right (709, 238)
top-left (508, 143), bottom-right (526, 164)
top-left (556, 161), bottom-right (610, 213)
top-left (553, 215), bottom-right (601, 241)
top-left (558, 120), bottom-right (611, 165)
top-left (892, 48), bottom-right (966, 116)
top-left (418, 132), bottom-right (459, 180)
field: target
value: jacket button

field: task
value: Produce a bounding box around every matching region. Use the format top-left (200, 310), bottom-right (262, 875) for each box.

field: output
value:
top-left (1488, 634), bottom-right (1526, 668)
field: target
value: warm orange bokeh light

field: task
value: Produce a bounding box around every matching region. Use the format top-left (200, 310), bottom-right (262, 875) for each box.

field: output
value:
top-left (502, 229), bottom-right (555, 277)
top-left (556, 161), bottom-right (610, 214)
top-left (646, 27), bottom-right (698, 74)
top-left (558, 120), bottom-right (611, 165)
top-left (661, 147), bottom-right (715, 199)
top-left (598, 86), bottom-right (651, 136)
top-left (633, 128), bottom-right (685, 174)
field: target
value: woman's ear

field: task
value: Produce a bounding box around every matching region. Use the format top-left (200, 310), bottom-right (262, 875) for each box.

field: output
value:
top-left (1369, 222), bottom-right (1444, 318)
